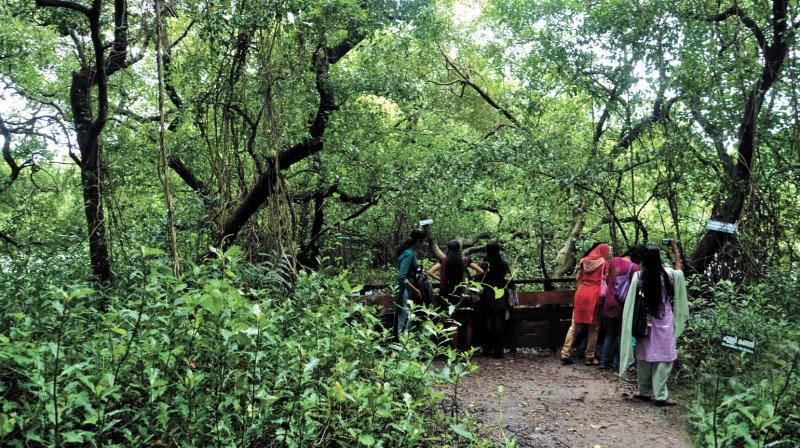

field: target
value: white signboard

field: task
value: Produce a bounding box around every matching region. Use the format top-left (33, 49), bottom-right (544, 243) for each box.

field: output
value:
top-left (721, 335), bottom-right (755, 354)
top-left (706, 220), bottom-right (738, 234)
top-left (419, 219), bottom-right (434, 226)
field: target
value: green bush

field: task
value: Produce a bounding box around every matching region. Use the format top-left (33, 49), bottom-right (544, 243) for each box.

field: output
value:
top-left (0, 247), bottom-right (492, 447)
top-left (681, 270), bottom-right (800, 447)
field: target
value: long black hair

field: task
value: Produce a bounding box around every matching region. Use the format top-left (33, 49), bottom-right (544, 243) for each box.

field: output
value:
top-left (395, 229), bottom-right (426, 257)
top-left (623, 244), bottom-right (646, 264)
top-left (639, 244), bottom-right (674, 318)
top-left (444, 240), bottom-right (465, 293)
top-left (482, 240), bottom-right (508, 286)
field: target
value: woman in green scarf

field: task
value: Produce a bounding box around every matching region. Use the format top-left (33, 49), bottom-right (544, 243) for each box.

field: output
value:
top-left (618, 241), bottom-right (689, 406)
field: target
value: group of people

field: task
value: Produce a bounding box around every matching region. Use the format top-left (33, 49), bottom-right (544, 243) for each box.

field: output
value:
top-left (394, 230), bottom-right (689, 406)
top-left (394, 230), bottom-right (514, 358)
top-left (560, 240), bottom-right (688, 406)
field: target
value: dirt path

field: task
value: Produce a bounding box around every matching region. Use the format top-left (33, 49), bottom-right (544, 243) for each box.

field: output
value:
top-left (456, 350), bottom-right (691, 447)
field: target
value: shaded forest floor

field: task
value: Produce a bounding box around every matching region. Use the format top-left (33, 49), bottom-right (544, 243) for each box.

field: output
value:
top-left (456, 350), bottom-right (691, 447)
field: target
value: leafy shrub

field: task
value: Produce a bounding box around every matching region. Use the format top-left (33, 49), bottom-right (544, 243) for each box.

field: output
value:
top-left (0, 247), bottom-right (491, 447)
top-left (681, 269), bottom-right (800, 447)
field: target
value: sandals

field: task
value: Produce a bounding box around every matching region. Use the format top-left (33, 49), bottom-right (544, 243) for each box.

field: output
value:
top-left (560, 357), bottom-right (574, 365)
top-left (585, 359), bottom-right (600, 366)
top-left (654, 399), bottom-right (678, 407)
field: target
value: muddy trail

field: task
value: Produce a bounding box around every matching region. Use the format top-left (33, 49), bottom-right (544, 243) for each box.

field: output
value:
top-left (455, 350), bottom-right (691, 447)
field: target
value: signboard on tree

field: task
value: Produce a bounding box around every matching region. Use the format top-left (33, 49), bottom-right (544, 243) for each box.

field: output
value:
top-left (706, 220), bottom-right (738, 234)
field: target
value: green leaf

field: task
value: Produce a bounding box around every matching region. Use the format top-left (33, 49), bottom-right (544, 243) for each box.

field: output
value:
top-left (198, 293), bottom-right (223, 315)
top-left (450, 423), bottom-right (475, 440)
top-left (69, 287), bottom-right (95, 299)
top-left (358, 433), bottom-right (376, 446)
top-left (62, 430), bottom-right (87, 443)
top-left (51, 301), bottom-right (64, 316)
top-left (142, 247), bottom-right (166, 257)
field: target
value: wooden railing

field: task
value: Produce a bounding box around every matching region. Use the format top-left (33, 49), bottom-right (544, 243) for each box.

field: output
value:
top-left (357, 278), bottom-right (577, 349)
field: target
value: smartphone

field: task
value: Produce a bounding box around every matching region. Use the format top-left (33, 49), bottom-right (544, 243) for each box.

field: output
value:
top-left (662, 238), bottom-right (673, 246)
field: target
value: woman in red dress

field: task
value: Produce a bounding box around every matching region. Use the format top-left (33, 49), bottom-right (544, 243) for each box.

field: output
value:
top-left (560, 242), bottom-right (611, 365)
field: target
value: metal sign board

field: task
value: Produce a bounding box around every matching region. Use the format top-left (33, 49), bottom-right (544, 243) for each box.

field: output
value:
top-left (419, 219), bottom-right (434, 226)
top-left (706, 220), bottom-right (738, 234)
top-left (721, 334), bottom-right (755, 354)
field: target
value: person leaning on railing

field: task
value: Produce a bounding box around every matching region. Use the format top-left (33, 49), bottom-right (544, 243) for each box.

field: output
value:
top-left (477, 241), bottom-right (511, 359)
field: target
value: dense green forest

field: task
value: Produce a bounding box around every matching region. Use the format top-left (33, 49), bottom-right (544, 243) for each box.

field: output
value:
top-left (1, 0), bottom-right (799, 446)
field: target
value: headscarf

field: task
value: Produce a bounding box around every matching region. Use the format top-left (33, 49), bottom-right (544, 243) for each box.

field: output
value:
top-left (578, 243), bottom-right (611, 276)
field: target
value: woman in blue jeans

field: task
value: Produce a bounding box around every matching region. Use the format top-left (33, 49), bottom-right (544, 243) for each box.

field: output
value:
top-left (600, 245), bottom-right (644, 369)
top-left (394, 230), bottom-right (427, 335)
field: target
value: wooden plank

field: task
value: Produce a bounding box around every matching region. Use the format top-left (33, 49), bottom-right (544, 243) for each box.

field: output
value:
top-left (361, 293), bottom-right (574, 307)
top-left (360, 291), bottom-right (576, 349)
top-left (353, 278), bottom-right (576, 295)
top-left (512, 307), bottom-right (572, 321)
top-left (361, 294), bottom-right (393, 308)
top-left (513, 278), bottom-right (575, 285)
top-left (517, 290), bottom-right (574, 306)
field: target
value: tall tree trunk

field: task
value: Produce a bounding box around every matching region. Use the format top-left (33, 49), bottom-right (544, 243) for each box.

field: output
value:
top-left (79, 139), bottom-right (112, 282)
top-left (36, 0), bottom-right (142, 282)
top-left (688, 1), bottom-right (789, 275)
top-left (71, 65), bottom-right (113, 282)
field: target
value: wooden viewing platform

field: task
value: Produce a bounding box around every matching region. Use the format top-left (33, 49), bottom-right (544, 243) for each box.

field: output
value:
top-left (357, 279), bottom-right (576, 349)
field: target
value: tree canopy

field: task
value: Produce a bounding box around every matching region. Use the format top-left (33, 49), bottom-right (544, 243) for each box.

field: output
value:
top-left (1, 0), bottom-right (800, 445)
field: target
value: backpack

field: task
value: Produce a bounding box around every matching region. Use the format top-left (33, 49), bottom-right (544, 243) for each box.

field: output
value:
top-left (411, 268), bottom-right (435, 306)
top-left (612, 263), bottom-right (635, 304)
top-left (631, 276), bottom-right (651, 338)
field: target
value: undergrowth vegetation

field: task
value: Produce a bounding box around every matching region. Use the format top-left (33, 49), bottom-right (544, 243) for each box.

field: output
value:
top-left (680, 269), bottom-right (800, 447)
top-left (0, 247), bottom-right (493, 447)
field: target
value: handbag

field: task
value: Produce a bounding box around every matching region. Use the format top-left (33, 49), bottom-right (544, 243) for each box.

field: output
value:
top-left (612, 263), bottom-right (635, 304)
top-left (599, 262), bottom-right (608, 297)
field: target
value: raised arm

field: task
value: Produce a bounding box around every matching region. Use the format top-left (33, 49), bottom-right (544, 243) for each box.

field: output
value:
top-left (469, 262), bottom-right (484, 276)
top-left (427, 262), bottom-right (442, 281)
top-left (670, 240), bottom-right (682, 271)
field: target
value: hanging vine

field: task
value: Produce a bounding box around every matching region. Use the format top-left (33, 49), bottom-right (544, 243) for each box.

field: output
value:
top-left (155, 0), bottom-right (180, 277)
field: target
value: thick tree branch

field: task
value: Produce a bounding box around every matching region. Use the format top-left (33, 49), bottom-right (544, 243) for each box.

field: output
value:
top-left (34, 0), bottom-right (91, 16)
top-left (168, 155), bottom-right (210, 198)
top-left (0, 116), bottom-right (22, 191)
top-left (611, 95), bottom-right (678, 156)
top-left (0, 230), bottom-right (20, 248)
top-left (689, 99), bottom-right (735, 176)
top-left (292, 184), bottom-right (376, 204)
top-left (438, 46), bottom-right (524, 130)
top-left (706, 6), bottom-right (767, 51)
top-left (220, 26), bottom-right (367, 243)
